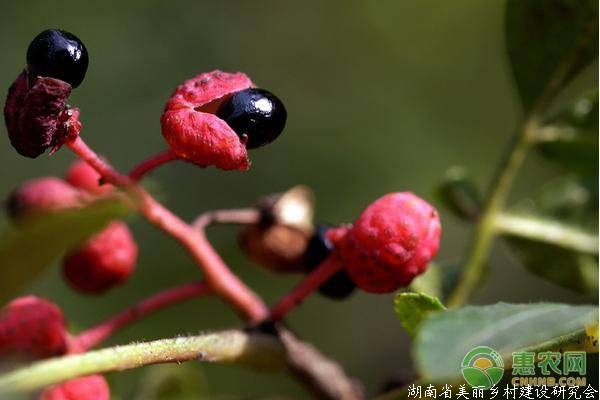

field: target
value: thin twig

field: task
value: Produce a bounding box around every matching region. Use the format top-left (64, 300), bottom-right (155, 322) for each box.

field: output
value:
top-left (72, 281), bottom-right (211, 351)
top-left (129, 149), bottom-right (180, 181)
top-left (0, 331), bottom-right (286, 395)
top-left (192, 208), bottom-right (260, 230)
top-left (66, 137), bottom-right (269, 322)
top-left (63, 136), bottom-right (366, 399)
top-left (446, 125), bottom-right (532, 308)
top-left (270, 258), bottom-right (343, 320)
top-left (277, 326), bottom-right (365, 400)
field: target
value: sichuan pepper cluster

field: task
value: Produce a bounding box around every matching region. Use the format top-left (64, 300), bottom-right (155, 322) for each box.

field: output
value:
top-left (1, 29), bottom-right (441, 399)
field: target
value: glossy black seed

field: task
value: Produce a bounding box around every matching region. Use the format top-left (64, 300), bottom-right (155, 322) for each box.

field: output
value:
top-left (216, 88), bottom-right (287, 149)
top-left (26, 29), bottom-right (89, 88)
top-left (305, 225), bottom-right (356, 300)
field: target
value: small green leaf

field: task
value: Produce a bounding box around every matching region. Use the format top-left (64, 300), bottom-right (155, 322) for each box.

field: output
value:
top-left (0, 197), bottom-right (131, 303)
top-left (415, 303), bottom-right (598, 383)
top-left (394, 292), bottom-right (445, 338)
top-left (505, 0), bottom-right (598, 112)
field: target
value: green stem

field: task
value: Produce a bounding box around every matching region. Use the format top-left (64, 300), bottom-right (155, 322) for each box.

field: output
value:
top-left (445, 15), bottom-right (595, 308)
top-left (0, 330), bottom-right (285, 394)
top-left (446, 122), bottom-right (534, 308)
top-left (493, 212), bottom-right (599, 254)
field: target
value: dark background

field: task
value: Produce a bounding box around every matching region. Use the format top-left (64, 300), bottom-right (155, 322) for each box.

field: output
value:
top-left (0, 1), bottom-right (596, 398)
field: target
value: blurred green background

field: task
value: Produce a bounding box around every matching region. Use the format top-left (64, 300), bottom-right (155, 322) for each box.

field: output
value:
top-left (0, 0), bottom-right (596, 398)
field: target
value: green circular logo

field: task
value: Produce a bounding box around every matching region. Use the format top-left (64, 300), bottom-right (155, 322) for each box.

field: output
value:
top-left (461, 346), bottom-right (504, 389)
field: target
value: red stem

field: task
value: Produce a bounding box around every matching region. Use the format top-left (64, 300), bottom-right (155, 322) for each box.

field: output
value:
top-left (129, 149), bottom-right (180, 181)
top-left (73, 281), bottom-right (210, 351)
top-left (270, 258), bottom-right (343, 321)
top-left (66, 137), bottom-right (132, 186)
top-left (66, 137), bottom-right (269, 322)
top-left (140, 193), bottom-right (269, 321)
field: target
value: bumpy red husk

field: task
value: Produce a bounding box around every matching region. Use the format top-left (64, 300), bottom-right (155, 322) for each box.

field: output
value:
top-left (4, 71), bottom-right (73, 158)
top-left (62, 221), bottom-right (138, 294)
top-left (6, 177), bottom-right (83, 223)
top-left (161, 70), bottom-right (253, 170)
top-left (338, 192), bottom-right (441, 293)
top-left (0, 296), bottom-right (68, 359)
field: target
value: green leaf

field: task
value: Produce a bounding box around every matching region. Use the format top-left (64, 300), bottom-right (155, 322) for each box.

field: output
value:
top-left (537, 90), bottom-right (599, 176)
top-left (505, 0), bottom-right (598, 112)
top-left (506, 177), bottom-right (598, 293)
top-left (415, 303), bottom-right (598, 383)
top-left (508, 237), bottom-right (598, 294)
top-left (0, 197), bottom-right (131, 303)
top-left (394, 292), bottom-right (445, 338)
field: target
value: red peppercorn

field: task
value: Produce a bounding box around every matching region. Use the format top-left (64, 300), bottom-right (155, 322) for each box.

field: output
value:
top-left (0, 296), bottom-right (68, 359)
top-left (65, 160), bottom-right (113, 195)
top-left (337, 192), bottom-right (441, 293)
top-left (40, 374), bottom-right (110, 400)
top-left (161, 70), bottom-right (254, 171)
top-left (6, 177), bottom-right (83, 223)
top-left (62, 221), bottom-right (138, 294)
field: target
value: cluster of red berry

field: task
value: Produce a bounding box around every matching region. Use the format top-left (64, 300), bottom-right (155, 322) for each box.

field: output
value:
top-left (8, 161), bottom-right (137, 294)
top-left (2, 28), bottom-right (442, 398)
top-left (3, 161), bottom-right (133, 398)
